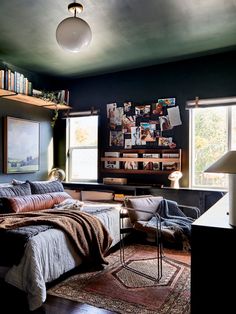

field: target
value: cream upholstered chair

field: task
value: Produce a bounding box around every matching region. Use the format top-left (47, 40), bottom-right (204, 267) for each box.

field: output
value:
top-left (123, 195), bottom-right (200, 250)
top-left (123, 195), bottom-right (163, 242)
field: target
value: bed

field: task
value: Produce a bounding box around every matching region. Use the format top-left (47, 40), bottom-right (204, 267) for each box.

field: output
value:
top-left (0, 180), bottom-right (127, 311)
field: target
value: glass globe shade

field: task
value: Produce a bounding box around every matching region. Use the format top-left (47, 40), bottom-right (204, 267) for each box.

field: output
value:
top-left (56, 17), bottom-right (92, 52)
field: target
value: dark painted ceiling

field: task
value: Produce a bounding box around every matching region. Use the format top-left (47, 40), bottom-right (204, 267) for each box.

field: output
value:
top-left (1, 0), bottom-right (236, 78)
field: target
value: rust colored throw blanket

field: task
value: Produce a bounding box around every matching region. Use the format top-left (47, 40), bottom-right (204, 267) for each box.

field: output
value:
top-left (0, 209), bottom-right (113, 265)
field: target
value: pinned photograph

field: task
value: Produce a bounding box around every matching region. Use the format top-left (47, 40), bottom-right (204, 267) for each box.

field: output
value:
top-left (124, 138), bottom-right (132, 149)
top-left (135, 105), bottom-right (150, 117)
top-left (109, 131), bottom-right (124, 146)
top-left (159, 115), bottom-right (172, 131)
top-left (131, 126), bottom-right (142, 145)
top-left (167, 106), bottom-right (182, 127)
top-left (107, 103), bottom-right (117, 118)
top-left (158, 136), bottom-right (173, 146)
top-left (152, 103), bottom-right (163, 115)
top-left (158, 98), bottom-right (176, 106)
top-left (124, 102), bottom-right (132, 113)
top-left (140, 123), bottom-right (156, 142)
top-left (122, 115), bottom-right (136, 133)
top-left (109, 107), bottom-right (124, 129)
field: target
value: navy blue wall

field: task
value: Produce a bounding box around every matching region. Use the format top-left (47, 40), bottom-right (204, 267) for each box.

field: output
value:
top-left (0, 100), bottom-right (53, 183)
top-left (2, 51), bottom-right (234, 187)
top-left (55, 50), bottom-right (236, 187)
top-left (0, 64), bottom-right (65, 183)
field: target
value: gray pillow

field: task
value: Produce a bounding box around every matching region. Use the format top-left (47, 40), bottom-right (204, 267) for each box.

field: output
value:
top-left (0, 182), bottom-right (32, 213)
top-left (125, 196), bottom-right (163, 223)
top-left (0, 182), bottom-right (31, 197)
top-left (27, 180), bottom-right (64, 194)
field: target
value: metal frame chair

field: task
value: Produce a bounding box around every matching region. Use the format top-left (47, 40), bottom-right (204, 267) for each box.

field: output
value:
top-left (119, 206), bottom-right (163, 283)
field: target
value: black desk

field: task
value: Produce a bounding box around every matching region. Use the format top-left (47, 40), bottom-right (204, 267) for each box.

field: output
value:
top-left (63, 182), bottom-right (224, 212)
top-left (191, 194), bottom-right (235, 313)
top-left (63, 182), bottom-right (153, 196)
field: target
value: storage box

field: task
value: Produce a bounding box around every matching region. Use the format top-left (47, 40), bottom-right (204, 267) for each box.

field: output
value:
top-left (103, 177), bottom-right (127, 185)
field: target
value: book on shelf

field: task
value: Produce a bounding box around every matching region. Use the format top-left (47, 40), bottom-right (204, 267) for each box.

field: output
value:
top-left (0, 70), bottom-right (4, 89)
top-left (104, 152), bottom-right (120, 169)
top-left (123, 153), bottom-right (138, 170)
top-left (0, 68), bottom-right (33, 96)
top-left (162, 153), bottom-right (179, 171)
top-left (143, 153), bottom-right (160, 170)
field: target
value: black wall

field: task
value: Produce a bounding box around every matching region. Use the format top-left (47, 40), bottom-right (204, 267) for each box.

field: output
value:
top-left (54, 50), bottom-right (236, 187)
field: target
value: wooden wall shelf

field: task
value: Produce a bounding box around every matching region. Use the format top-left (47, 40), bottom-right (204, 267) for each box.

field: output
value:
top-left (100, 168), bottom-right (174, 174)
top-left (101, 148), bottom-right (181, 175)
top-left (0, 89), bottom-right (71, 110)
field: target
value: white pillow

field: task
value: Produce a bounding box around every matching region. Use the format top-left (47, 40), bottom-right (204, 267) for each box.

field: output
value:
top-left (54, 198), bottom-right (84, 210)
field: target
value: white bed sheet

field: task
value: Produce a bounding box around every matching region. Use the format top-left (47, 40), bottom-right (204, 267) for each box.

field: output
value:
top-left (4, 202), bottom-right (127, 311)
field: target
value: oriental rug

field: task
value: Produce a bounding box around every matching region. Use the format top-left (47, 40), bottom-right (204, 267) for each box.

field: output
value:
top-left (47, 244), bottom-right (190, 314)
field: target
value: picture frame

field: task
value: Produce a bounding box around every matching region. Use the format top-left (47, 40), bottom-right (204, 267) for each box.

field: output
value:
top-left (4, 116), bottom-right (40, 173)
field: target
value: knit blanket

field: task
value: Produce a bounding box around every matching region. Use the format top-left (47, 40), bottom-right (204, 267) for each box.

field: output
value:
top-left (0, 209), bottom-right (113, 266)
top-left (146, 199), bottom-right (194, 250)
top-left (0, 224), bottom-right (53, 266)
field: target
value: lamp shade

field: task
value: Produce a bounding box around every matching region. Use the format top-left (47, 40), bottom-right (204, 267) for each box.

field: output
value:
top-left (56, 17), bottom-right (92, 52)
top-left (205, 150), bottom-right (236, 226)
top-left (204, 151), bottom-right (236, 174)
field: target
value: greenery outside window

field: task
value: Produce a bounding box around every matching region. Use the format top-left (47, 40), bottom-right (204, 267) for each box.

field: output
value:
top-left (67, 115), bottom-right (98, 182)
top-left (190, 104), bottom-right (236, 189)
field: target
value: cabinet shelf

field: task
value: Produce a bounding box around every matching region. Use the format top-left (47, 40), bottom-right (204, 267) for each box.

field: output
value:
top-left (0, 89), bottom-right (71, 110)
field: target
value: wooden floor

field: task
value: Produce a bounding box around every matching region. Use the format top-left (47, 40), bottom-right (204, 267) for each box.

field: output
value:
top-left (1, 285), bottom-right (116, 314)
top-left (1, 237), bottom-right (187, 314)
top-left (0, 268), bottom-right (117, 314)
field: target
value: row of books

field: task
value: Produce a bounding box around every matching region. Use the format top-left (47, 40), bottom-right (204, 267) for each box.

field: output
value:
top-left (0, 69), bottom-right (33, 95)
top-left (0, 68), bottom-right (70, 106)
top-left (104, 152), bottom-right (179, 171)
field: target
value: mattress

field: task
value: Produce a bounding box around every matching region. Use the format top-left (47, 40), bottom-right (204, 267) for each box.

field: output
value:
top-left (2, 201), bottom-right (130, 311)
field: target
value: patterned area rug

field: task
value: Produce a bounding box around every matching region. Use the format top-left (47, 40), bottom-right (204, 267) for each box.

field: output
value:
top-left (47, 244), bottom-right (190, 314)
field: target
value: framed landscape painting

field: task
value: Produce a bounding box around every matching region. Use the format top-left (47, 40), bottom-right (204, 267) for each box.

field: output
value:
top-left (4, 116), bottom-right (40, 173)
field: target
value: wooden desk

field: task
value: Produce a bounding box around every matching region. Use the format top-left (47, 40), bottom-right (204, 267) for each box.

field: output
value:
top-left (191, 194), bottom-right (235, 313)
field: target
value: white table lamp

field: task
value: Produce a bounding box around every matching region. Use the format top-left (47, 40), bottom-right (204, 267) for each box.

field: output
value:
top-left (204, 151), bottom-right (236, 226)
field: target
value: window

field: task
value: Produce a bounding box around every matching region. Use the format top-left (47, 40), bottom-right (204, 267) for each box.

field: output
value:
top-left (190, 105), bottom-right (236, 189)
top-left (67, 115), bottom-right (98, 182)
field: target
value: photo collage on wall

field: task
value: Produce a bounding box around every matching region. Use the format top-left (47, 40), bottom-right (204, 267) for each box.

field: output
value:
top-left (106, 98), bottom-right (182, 149)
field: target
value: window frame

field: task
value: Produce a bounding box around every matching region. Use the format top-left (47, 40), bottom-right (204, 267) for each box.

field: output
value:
top-left (189, 103), bottom-right (235, 190)
top-left (66, 115), bottom-right (99, 182)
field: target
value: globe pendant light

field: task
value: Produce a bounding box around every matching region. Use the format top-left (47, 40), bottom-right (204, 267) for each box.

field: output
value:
top-left (56, 1), bottom-right (92, 53)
